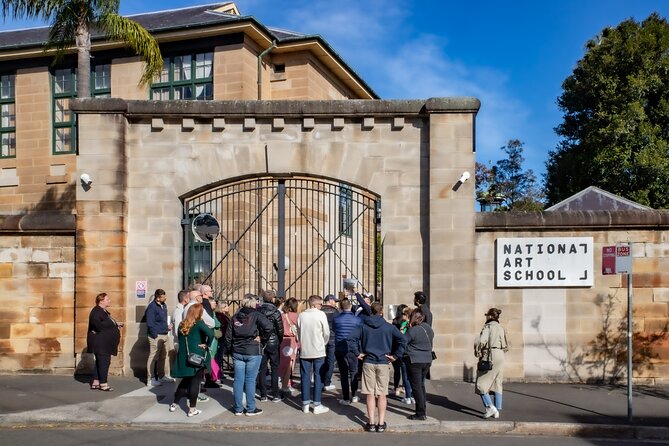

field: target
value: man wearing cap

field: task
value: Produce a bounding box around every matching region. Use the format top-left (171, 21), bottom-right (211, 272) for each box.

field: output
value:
top-left (320, 294), bottom-right (339, 391)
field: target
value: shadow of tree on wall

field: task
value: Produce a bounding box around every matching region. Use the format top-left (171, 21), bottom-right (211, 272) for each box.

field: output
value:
top-left (24, 183), bottom-right (76, 213)
top-left (532, 293), bottom-right (668, 384)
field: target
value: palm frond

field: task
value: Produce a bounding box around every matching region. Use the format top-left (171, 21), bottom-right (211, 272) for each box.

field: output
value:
top-left (44, 2), bottom-right (78, 63)
top-left (98, 13), bottom-right (162, 87)
top-left (1, 0), bottom-right (65, 21)
top-left (91, 0), bottom-right (119, 18)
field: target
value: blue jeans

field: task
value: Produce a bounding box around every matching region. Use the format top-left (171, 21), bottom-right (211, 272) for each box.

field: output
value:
top-left (232, 353), bottom-right (262, 413)
top-left (300, 356), bottom-right (325, 405)
top-left (400, 359), bottom-right (412, 398)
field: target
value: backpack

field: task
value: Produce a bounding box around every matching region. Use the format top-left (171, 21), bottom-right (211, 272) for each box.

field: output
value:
top-left (232, 311), bottom-right (259, 339)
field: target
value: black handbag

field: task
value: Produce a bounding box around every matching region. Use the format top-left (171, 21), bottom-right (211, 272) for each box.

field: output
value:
top-left (477, 359), bottom-right (493, 372)
top-left (477, 325), bottom-right (493, 372)
top-left (185, 340), bottom-right (206, 368)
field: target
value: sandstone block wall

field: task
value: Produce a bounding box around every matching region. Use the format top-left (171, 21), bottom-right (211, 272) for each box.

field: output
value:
top-left (0, 234), bottom-right (75, 372)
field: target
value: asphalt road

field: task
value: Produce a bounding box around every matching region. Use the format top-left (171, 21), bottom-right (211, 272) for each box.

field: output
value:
top-left (0, 429), bottom-right (664, 446)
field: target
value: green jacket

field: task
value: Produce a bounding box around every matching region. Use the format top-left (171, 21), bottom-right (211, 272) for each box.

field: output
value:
top-left (171, 319), bottom-right (214, 378)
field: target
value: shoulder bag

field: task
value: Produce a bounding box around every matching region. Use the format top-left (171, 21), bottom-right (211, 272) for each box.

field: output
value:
top-left (286, 313), bottom-right (299, 342)
top-left (477, 324), bottom-right (493, 372)
top-left (185, 335), bottom-right (206, 368)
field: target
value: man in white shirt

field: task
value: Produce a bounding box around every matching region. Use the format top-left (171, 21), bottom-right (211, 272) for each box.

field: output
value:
top-left (172, 290), bottom-right (190, 341)
top-left (297, 295), bottom-right (330, 415)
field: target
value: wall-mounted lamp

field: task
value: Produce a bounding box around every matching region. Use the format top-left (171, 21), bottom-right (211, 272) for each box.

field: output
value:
top-left (452, 171), bottom-right (470, 192)
top-left (80, 173), bottom-right (93, 190)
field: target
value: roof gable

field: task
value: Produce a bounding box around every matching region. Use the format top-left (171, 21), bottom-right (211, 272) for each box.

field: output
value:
top-left (545, 186), bottom-right (652, 212)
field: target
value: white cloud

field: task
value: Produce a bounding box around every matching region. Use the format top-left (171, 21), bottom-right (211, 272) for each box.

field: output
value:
top-left (252, 1), bottom-right (532, 166)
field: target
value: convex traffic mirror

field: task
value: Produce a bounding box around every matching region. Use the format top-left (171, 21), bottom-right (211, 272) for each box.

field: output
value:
top-left (192, 213), bottom-right (220, 243)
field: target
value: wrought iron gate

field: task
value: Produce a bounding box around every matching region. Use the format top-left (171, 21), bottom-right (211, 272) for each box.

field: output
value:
top-left (183, 176), bottom-right (381, 303)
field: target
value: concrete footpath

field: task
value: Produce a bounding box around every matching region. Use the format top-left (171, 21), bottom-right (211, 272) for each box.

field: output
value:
top-left (0, 374), bottom-right (668, 439)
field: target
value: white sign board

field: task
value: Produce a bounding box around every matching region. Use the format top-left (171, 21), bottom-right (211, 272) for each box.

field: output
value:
top-left (496, 237), bottom-right (593, 287)
top-left (615, 243), bottom-right (632, 274)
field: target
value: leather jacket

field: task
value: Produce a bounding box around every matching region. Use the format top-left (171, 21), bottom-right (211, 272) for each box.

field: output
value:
top-left (258, 302), bottom-right (284, 347)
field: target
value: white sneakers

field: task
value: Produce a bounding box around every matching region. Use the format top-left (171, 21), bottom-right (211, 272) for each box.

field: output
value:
top-left (187, 408), bottom-right (202, 417)
top-left (159, 376), bottom-right (176, 383)
top-left (302, 404), bottom-right (310, 413)
top-left (338, 399), bottom-right (351, 406)
top-left (483, 406), bottom-right (500, 419)
top-left (312, 404), bottom-right (330, 415)
top-left (323, 384), bottom-right (336, 391)
top-left (351, 396), bottom-right (360, 403)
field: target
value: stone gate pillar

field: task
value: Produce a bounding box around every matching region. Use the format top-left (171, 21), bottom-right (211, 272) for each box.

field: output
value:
top-left (426, 99), bottom-right (478, 378)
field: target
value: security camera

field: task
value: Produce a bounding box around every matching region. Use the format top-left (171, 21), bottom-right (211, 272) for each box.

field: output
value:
top-left (458, 171), bottom-right (471, 183)
top-left (80, 173), bottom-right (92, 186)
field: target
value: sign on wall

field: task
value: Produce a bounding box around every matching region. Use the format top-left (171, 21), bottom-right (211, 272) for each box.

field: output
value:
top-left (496, 237), bottom-right (593, 287)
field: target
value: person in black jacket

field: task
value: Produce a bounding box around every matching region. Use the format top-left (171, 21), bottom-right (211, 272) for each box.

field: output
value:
top-left (87, 292), bottom-right (123, 391)
top-left (257, 290), bottom-right (284, 402)
top-left (414, 291), bottom-right (433, 327)
top-left (224, 294), bottom-right (272, 416)
top-left (320, 294), bottom-right (339, 391)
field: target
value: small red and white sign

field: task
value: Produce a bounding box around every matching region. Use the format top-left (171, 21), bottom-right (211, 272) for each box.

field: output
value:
top-left (615, 243), bottom-right (632, 274)
top-left (136, 280), bottom-right (147, 299)
top-left (602, 243), bottom-right (632, 275)
top-left (602, 246), bottom-right (616, 275)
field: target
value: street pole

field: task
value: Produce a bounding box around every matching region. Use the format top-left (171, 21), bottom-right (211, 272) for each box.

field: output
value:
top-left (627, 242), bottom-right (633, 423)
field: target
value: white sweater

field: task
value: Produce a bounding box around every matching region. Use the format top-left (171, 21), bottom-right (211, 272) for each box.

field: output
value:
top-left (297, 308), bottom-right (330, 359)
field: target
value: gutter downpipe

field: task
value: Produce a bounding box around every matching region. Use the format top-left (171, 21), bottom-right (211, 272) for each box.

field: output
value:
top-left (257, 41), bottom-right (277, 100)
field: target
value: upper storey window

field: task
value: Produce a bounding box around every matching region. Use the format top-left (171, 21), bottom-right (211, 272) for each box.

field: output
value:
top-left (52, 64), bottom-right (112, 154)
top-left (52, 67), bottom-right (77, 154)
top-left (0, 73), bottom-right (16, 158)
top-left (151, 52), bottom-right (213, 100)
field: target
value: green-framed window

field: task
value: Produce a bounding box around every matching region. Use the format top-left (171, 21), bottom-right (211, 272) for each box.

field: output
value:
top-left (339, 183), bottom-right (353, 237)
top-left (150, 52), bottom-right (213, 100)
top-left (1, 73), bottom-right (16, 158)
top-left (52, 67), bottom-right (77, 154)
top-left (51, 64), bottom-right (112, 154)
top-left (92, 64), bottom-right (111, 98)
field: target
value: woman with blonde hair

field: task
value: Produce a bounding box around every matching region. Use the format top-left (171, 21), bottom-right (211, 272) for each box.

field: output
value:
top-left (169, 303), bottom-right (214, 417)
top-left (474, 307), bottom-right (508, 419)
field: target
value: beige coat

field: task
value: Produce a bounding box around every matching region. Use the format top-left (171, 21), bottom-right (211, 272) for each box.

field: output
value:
top-left (474, 320), bottom-right (508, 394)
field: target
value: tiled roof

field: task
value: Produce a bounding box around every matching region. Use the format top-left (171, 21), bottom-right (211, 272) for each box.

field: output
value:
top-left (0, 2), bottom-right (377, 98)
top-left (0, 3), bottom-right (251, 49)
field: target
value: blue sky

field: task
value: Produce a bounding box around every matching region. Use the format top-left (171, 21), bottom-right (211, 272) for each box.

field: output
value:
top-left (3, 0), bottom-right (668, 185)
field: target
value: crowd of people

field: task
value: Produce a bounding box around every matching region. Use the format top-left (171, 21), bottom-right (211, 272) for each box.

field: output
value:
top-left (85, 286), bottom-right (508, 430)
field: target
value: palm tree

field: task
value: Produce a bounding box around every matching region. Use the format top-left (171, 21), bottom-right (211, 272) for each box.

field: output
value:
top-left (1, 0), bottom-right (162, 97)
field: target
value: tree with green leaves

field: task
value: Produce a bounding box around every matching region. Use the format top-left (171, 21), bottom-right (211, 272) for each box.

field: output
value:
top-left (545, 13), bottom-right (669, 209)
top-left (476, 139), bottom-right (544, 211)
top-left (1, 0), bottom-right (162, 97)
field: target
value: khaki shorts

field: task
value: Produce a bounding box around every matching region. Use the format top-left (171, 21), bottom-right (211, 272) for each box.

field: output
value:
top-left (360, 362), bottom-right (391, 396)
